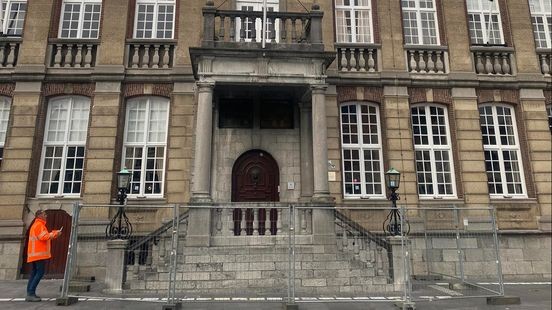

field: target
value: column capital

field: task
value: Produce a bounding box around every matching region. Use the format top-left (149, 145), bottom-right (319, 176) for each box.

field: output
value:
top-left (196, 80), bottom-right (215, 92)
top-left (310, 84), bottom-right (328, 93)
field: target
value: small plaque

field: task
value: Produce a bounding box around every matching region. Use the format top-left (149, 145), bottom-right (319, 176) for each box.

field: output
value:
top-left (287, 182), bottom-right (295, 190)
top-left (328, 171), bottom-right (336, 181)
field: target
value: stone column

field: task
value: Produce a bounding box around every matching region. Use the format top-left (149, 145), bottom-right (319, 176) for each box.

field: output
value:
top-left (190, 81), bottom-right (215, 203)
top-left (299, 102), bottom-right (313, 201)
top-left (104, 239), bottom-right (129, 294)
top-left (311, 84), bottom-right (330, 202)
top-left (387, 236), bottom-right (411, 291)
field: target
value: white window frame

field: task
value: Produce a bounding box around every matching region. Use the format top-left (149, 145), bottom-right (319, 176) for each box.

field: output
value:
top-left (401, 0), bottom-right (440, 45)
top-left (58, 0), bottom-right (102, 39)
top-left (235, 0), bottom-right (280, 43)
top-left (479, 104), bottom-right (527, 198)
top-left (335, 0), bottom-right (373, 43)
top-left (528, 0), bottom-right (552, 49)
top-left (466, 0), bottom-right (504, 45)
top-left (37, 96), bottom-right (90, 197)
top-left (134, 0), bottom-right (175, 39)
top-left (411, 104), bottom-right (457, 199)
top-left (0, 96), bottom-right (11, 166)
top-left (0, 0), bottom-right (27, 36)
top-left (340, 102), bottom-right (385, 199)
top-left (122, 97), bottom-right (169, 198)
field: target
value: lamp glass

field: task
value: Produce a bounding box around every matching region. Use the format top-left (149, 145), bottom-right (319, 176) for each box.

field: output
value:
top-left (385, 168), bottom-right (401, 190)
top-left (117, 168), bottom-right (131, 191)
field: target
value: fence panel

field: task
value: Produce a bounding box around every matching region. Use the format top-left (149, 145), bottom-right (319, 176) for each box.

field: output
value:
top-left (406, 206), bottom-right (504, 302)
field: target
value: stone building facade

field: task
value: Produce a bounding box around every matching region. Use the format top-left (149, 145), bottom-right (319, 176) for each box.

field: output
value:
top-left (0, 0), bottom-right (550, 282)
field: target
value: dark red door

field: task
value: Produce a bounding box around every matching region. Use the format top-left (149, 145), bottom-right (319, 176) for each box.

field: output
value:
top-left (21, 210), bottom-right (71, 279)
top-left (232, 150), bottom-right (279, 235)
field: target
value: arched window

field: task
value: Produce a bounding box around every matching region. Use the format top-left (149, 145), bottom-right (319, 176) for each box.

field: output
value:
top-left (0, 97), bottom-right (11, 166)
top-left (411, 104), bottom-right (456, 198)
top-left (478, 104), bottom-right (526, 197)
top-left (122, 97), bottom-right (169, 197)
top-left (38, 96), bottom-right (90, 196)
top-left (340, 102), bottom-right (384, 198)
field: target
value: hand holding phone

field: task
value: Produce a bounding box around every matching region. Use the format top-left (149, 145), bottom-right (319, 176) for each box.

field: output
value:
top-left (59, 226), bottom-right (63, 232)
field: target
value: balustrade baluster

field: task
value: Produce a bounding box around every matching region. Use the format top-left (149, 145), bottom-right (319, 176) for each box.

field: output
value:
top-left (353, 234), bottom-right (360, 257)
top-left (435, 51), bottom-right (444, 73)
top-left (300, 17), bottom-right (307, 42)
top-left (239, 15), bottom-right (246, 42)
top-left (250, 17), bottom-right (257, 42)
top-left (281, 18), bottom-right (287, 43)
top-left (269, 17), bottom-right (276, 43)
top-left (264, 208), bottom-right (270, 235)
top-left (427, 51), bottom-right (435, 73)
top-left (541, 54), bottom-right (551, 75)
top-left (240, 208), bottom-right (247, 236)
top-left (162, 45), bottom-right (170, 68)
top-left (230, 17), bottom-right (236, 42)
top-left (340, 49), bottom-right (348, 71)
top-left (376, 248), bottom-right (384, 275)
top-left (54, 45), bottom-right (63, 67)
top-left (142, 45), bottom-right (150, 68)
top-left (253, 208), bottom-right (259, 235)
top-left (358, 49), bottom-right (366, 72)
top-left (349, 49), bottom-right (358, 72)
top-left (6, 43), bottom-right (15, 67)
top-left (152, 45), bottom-right (160, 68)
top-left (300, 209), bottom-right (307, 234)
top-left (145, 243), bottom-right (153, 267)
top-left (484, 54), bottom-right (493, 74)
top-left (84, 45), bottom-right (93, 67)
top-left (342, 229), bottom-right (348, 250)
top-left (228, 209), bottom-right (234, 236)
top-left (291, 18), bottom-right (297, 42)
top-left (501, 53), bottom-right (510, 75)
top-left (367, 49), bottom-right (375, 72)
top-left (215, 208), bottom-right (223, 236)
top-left (219, 15), bottom-right (225, 41)
top-left (131, 44), bottom-right (140, 68)
top-left (493, 52), bottom-right (503, 74)
top-left (475, 52), bottom-right (484, 73)
top-left (418, 51), bottom-right (427, 73)
top-left (63, 45), bottom-right (72, 68)
top-left (74, 44), bottom-right (83, 68)
top-left (409, 50), bottom-right (417, 72)
top-left (133, 250), bottom-right (140, 278)
top-left (0, 45), bottom-right (5, 67)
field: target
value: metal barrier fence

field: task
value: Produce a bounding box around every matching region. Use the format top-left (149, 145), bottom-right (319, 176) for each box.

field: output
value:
top-left (58, 203), bottom-right (502, 309)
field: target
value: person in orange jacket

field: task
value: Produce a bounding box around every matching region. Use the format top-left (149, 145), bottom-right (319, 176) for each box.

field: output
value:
top-left (26, 209), bottom-right (62, 302)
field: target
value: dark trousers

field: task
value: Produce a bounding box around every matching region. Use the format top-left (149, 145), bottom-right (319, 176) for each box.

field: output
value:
top-left (26, 260), bottom-right (46, 296)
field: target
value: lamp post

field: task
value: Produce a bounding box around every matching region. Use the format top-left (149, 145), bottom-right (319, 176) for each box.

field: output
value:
top-left (383, 168), bottom-right (405, 236)
top-left (106, 168), bottom-right (133, 239)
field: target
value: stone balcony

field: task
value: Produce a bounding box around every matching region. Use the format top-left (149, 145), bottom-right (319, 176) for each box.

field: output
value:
top-left (471, 45), bottom-right (515, 75)
top-left (336, 43), bottom-right (380, 73)
top-left (47, 39), bottom-right (99, 68)
top-left (124, 39), bottom-right (176, 69)
top-left (0, 37), bottom-right (21, 69)
top-left (201, 0), bottom-right (323, 52)
top-left (405, 45), bottom-right (449, 74)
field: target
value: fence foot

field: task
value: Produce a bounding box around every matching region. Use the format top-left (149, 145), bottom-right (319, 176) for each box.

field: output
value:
top-left (162, 302), bottom-right (182, 310)
top-left (282, 303), bottom-right (299, 310)
top-left (56, 296), bottom-right (78, 306)
top-left (487, 296), bottom-right (521, 305)
top-left (393, 301), bottom-right (415, 310)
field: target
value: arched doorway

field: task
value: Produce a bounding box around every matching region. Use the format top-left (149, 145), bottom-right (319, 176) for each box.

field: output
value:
top-left (21, 209), bottom-right (71, 279)
top-left (232, 150), bottom-right (279, 235)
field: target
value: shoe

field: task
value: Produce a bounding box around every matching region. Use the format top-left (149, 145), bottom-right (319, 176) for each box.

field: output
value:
top-left (25, 295), bottom-right (41, 302)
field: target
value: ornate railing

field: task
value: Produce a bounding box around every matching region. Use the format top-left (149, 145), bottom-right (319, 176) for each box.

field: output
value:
top-left (536, 48), bottom-right (551, 76)
top-left (471, 46), bottom-right (514, 75)
top-left (48, 39), bottom-right (99, 68)
top-left (405, 45), bottom-right (448, 74)
top-left (336, 43), bottom-right (380, 72)
top-left (0, 37), bottom-right (21, 68)
top-left (202, 1), bottom-right (323, 50)
top-left (125, 40), bottom-right (176, 69)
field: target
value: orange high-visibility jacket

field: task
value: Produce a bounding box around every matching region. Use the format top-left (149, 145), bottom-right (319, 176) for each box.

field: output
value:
top-left (27, 218), bottom-right (59, 263)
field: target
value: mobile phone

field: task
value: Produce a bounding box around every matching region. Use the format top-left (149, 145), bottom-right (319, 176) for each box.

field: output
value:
top-left (59, 226), bottom-right (63, 232)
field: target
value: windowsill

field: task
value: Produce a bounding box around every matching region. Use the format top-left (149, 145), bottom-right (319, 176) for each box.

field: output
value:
top-left (33, 195), bottom-right (81, 200)
top-left (403, 44), bottom-right (448, 50)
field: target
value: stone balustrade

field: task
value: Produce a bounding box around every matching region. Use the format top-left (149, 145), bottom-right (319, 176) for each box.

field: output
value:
top-left (471, 46), bottom-right (514, 75)
top-left (336, 43), bottom-right (380, 73)
top-left (536, 48), bottom-right (551, 76)
top-left (405, 45), bottom-right (448, 74)
top-left (0, 38), bottom-right (21, 68)
top-left (125, 40), bottom-right (176, 69)
top-left (48, 39), bottom-right (99, 68)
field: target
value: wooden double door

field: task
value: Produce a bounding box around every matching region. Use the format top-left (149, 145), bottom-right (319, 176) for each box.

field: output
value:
top-left (232, 150), bottom-right (279, 235)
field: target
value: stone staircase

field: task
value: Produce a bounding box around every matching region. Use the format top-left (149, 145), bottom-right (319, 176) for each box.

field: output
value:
top-left (124, 210), bottom-right (395, 297)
